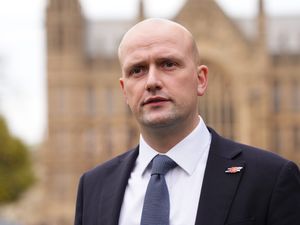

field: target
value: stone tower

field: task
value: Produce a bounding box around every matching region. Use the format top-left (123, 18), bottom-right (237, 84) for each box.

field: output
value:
top-left (44, 0), bottom-right (86, 223)
top-left (43, 0), bottom-right (137, 224)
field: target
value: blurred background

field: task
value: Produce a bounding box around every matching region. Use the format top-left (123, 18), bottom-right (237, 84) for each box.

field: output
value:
top-left (0, 0), bottom-right (299, 224)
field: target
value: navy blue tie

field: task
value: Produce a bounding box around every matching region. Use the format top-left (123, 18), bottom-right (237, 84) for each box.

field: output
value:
top-left (140, 155), bottom-right (177, 225)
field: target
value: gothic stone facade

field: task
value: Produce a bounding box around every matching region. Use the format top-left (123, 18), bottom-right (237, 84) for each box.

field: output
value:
top-left (33, 0), bottom-right (300, 224)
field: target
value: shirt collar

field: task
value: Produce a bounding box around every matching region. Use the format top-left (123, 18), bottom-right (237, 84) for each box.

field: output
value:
top-left (137, 117), bottom-right (211, 176)
top-left (136, 136), bottom-right (158, 176)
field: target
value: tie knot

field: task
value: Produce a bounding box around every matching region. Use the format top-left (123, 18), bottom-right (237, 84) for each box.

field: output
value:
top-left (151, 155), bottom-right (177, 175)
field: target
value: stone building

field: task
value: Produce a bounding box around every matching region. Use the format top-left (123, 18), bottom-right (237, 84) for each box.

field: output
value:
top-left (34, 0), bottom-right (300, 224)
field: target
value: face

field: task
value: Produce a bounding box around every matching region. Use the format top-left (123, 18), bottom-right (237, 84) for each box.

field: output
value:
top-left (119, 20), bottom-right (208, 131)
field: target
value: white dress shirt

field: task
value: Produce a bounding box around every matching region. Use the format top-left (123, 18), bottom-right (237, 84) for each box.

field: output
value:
top-left (119, 118), bottom-right (212, 225)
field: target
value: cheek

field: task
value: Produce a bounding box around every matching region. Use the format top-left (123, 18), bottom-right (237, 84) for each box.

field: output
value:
top-left (124, 83), bottom-right (143, 107)
top-left (174, 73), bottom-right (199, 92)
top-left (174, 77), bottom-right (200, 101)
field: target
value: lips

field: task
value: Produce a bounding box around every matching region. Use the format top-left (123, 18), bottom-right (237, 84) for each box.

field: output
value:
top-left (142, 96), bottom-right (171, 106)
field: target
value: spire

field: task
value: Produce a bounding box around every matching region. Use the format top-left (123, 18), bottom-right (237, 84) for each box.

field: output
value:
top-left (259, 0), bottom-right (264, 14)
top-left (138, 0), bottom-right (145, 21)
top-left (47, 0), bottom-right (81, 12)
top-left (46, 0), bottom-right (83, 53)
top-left (257, 0), bottom-right (266, 50)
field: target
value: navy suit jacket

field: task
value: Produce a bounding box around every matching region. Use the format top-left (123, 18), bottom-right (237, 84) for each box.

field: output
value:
top-left (74, 128), bottom-right (300, 225)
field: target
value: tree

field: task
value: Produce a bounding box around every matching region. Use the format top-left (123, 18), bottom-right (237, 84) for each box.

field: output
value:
top-left (0, 116), bottom-right (35, 204)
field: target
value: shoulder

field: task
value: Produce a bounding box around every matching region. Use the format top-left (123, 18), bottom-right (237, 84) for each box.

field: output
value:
top-left (238, 141), bottom-right (288, 167)
top-left (237, 141), bottom-right (299, 179)
top-left (209, 128), bottom-right (300, 195)
top-left (209, 127), bottom-right (298, 172)
top-left (79, 147), bottom-right (139, 185)
top-left (87, 147), bottom-right (138, 176)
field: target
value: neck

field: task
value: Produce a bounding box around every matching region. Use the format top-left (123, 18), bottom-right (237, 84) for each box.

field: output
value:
top-left (140, 116), bottom-right (200, 153)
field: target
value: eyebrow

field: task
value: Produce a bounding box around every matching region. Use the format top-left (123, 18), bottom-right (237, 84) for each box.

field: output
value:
top-left (156, 56), bottom-right (183, 63)
top-left (123, 60), bottom-right (147, 72)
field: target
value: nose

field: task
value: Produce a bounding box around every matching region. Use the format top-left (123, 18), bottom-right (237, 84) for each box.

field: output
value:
top-left (145, 66), bottom-right (162, 92)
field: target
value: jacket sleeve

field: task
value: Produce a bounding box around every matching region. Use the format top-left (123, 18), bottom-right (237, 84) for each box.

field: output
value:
top-left (268, 161), bottom-right (300, 225)
top-left (74, 174), bottom-right (85, 225)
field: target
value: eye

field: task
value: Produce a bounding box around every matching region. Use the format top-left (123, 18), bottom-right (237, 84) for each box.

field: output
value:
top-left (131, 67), bottom-right (142, 74)
top-left (161, 60), bottom-right (177, 70)
top-left (129, 65), bottom-right (146, 77)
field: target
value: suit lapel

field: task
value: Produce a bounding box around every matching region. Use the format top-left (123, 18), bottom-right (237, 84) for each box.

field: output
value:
top-left (195, 128), bottom-right (245, 225)
top-left (98, 147), bottom-right (139, 225)
top-left (96, 128), bottom-right (244, 225)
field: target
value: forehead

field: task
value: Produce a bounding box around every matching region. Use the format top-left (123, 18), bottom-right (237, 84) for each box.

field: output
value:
top-left (127, 37), bottom-right (186, 60)
top-left (119, 23), bottom-right (193, 66)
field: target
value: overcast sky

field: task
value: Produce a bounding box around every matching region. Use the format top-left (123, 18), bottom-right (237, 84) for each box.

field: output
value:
top-left (0, 0), bottom-right (299, 146)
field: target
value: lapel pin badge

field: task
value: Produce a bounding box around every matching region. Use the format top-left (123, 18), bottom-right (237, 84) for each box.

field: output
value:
top-left (225, 166), bottom-right (243, 174)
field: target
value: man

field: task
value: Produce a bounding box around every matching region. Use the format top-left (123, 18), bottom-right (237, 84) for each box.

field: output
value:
top-left (74, 18), bottom-right (300, 225)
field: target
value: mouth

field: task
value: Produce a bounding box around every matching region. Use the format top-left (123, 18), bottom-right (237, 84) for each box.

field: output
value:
top-left (142, 96), bottom-right (171, 106)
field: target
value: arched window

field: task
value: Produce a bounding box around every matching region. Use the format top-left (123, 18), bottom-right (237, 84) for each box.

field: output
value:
top-left (86, 85), bottom-right (96, 116)
top-left (291, 80), bottom-right (300, 112)
top-left (198, 61), bottom-right (235, 139)
top-left (273, 80), bottom-right (281, 113)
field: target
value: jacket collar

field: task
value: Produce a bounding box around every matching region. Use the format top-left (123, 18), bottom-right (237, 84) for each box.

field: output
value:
top-left (98, 147), bottom-right (139, 225)
top-left (195, 127), bottom-right (245, 225)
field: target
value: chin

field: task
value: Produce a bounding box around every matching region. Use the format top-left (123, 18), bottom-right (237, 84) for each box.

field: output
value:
top-left (140, 114), bottom-right (178, 128)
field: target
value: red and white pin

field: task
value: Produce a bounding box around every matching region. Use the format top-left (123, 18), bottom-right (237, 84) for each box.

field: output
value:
top-left (225, 166), bottom-right (243, 174)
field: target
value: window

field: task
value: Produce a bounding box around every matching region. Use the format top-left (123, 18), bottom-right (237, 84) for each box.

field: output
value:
top-left (56, 87), bottom-right (66, 114)
top-left (105, 87), bottom-right (113, 115)
top-left (293, 126), bottom-right (300, 152)
top-left (198, 63), bottom-right (234, 139)
top-left (272, 80), bottom-right (281, 113)
top-left (105, 126), bottom-right (113, 157)
top-left (86, 86), bottom-right (96, 116)
top-left (84, 128), bottom-right (96, 157)
top-left (291, 80), bottom-right (300, 112)
top-left (272, 125), bottom-right (281, 153)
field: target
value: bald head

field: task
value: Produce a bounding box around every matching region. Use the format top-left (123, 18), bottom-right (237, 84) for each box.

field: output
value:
top-left (118, 18), bottom-right (200, 67)
top-left (117, 18), bottom-right (209, 141)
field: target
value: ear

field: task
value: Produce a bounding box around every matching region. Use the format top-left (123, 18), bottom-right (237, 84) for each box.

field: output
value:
top-left (119, 77), bottom-right (129, 104)
top-left (197, 65), bottom-right (208, 96)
